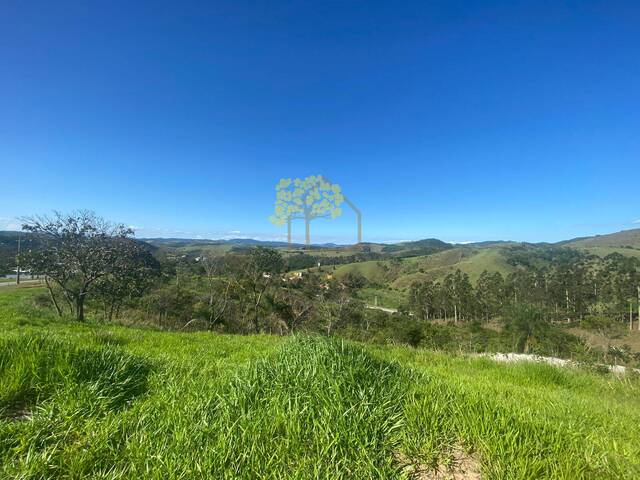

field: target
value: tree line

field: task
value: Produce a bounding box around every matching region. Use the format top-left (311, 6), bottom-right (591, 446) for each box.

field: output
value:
top-left (408, 248), bottom-right (640, 327)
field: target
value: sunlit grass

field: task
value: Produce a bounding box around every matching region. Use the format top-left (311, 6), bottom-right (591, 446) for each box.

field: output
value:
top-left (1, 287), bottom-right (639, 478)
top-left (372, 345), bottom-right (640, 478)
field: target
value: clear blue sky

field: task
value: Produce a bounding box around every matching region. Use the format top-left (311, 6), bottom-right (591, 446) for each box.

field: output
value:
top-left (2, 1), bottom-right (639, 244)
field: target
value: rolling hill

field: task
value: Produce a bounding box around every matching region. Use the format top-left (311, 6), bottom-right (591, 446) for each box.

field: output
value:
top-left (333, 245), bottom-right (517, 293)
top-left (561, 228), bottom-right (640, 249)
top-left (560, 228), bottom-right (640, 259)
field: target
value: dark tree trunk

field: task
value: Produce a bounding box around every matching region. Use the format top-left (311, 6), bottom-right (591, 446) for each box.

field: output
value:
top-left (76, 296), bottom-right (85, 322)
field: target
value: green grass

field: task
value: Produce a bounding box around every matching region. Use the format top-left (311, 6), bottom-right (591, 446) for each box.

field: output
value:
top-left (392, 248), bottom-right (516, 288)
top-left (357, 287), bottom-right (406, 309)
top-left (333, 247), bottom-right (516, 293)
top-left (372, 346), bottom-right (640, 479)
top-left (451, 249), bottom-right (515, 282)
top-left (334, 260), bottom-right (393, 283)
top-left (1, 287), bottom-right (639, 478)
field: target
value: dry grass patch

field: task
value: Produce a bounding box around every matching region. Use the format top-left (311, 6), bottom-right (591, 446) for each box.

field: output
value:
top-left (396, 444), bottom-right (481, 480)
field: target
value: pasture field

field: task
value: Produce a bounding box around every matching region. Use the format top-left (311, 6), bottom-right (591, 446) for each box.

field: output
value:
top-left (1, 287), bottom-right (639, 479)
top-left (357, 286), bottom-right (407, 309)
top-left (332, 246), bottom-right (517, 291)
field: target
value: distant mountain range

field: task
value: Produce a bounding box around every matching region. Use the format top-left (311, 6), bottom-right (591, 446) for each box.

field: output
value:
top-left (142, 238), bottom-right (298, 248)
top-left (2, 228), bottom-right (640, 274)
top-left (3, 227), bottom-right (640, 250)
top-left (141, 237), bottom-right (348, 249)
top-left (143, 227), bottom-right (640, 251)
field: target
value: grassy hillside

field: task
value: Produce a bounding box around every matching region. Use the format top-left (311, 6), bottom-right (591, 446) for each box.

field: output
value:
top-left (333, 260), bottom-right (395, 284)
top-left (1, 287), bottom-right (639, 478)
top-left (357, 287), bottom-right (407, 309)
top-left (557, 229), bottom-right (640, 260)
top-left (394, 248), bottom-right (516, 288)
top-left (562, 228), bottom-right (640, 249)
top-left (333, 246), bottom-right (517, 294)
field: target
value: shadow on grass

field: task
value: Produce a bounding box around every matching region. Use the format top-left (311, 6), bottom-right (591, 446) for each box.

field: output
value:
top-left (0, 333), bottom-right (152, 420)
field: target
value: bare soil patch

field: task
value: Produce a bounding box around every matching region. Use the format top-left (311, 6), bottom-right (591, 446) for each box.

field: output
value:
top-left (396, 444), bottom-right (481, 480)
top-left (3, 401), bottom-right (32, 422)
